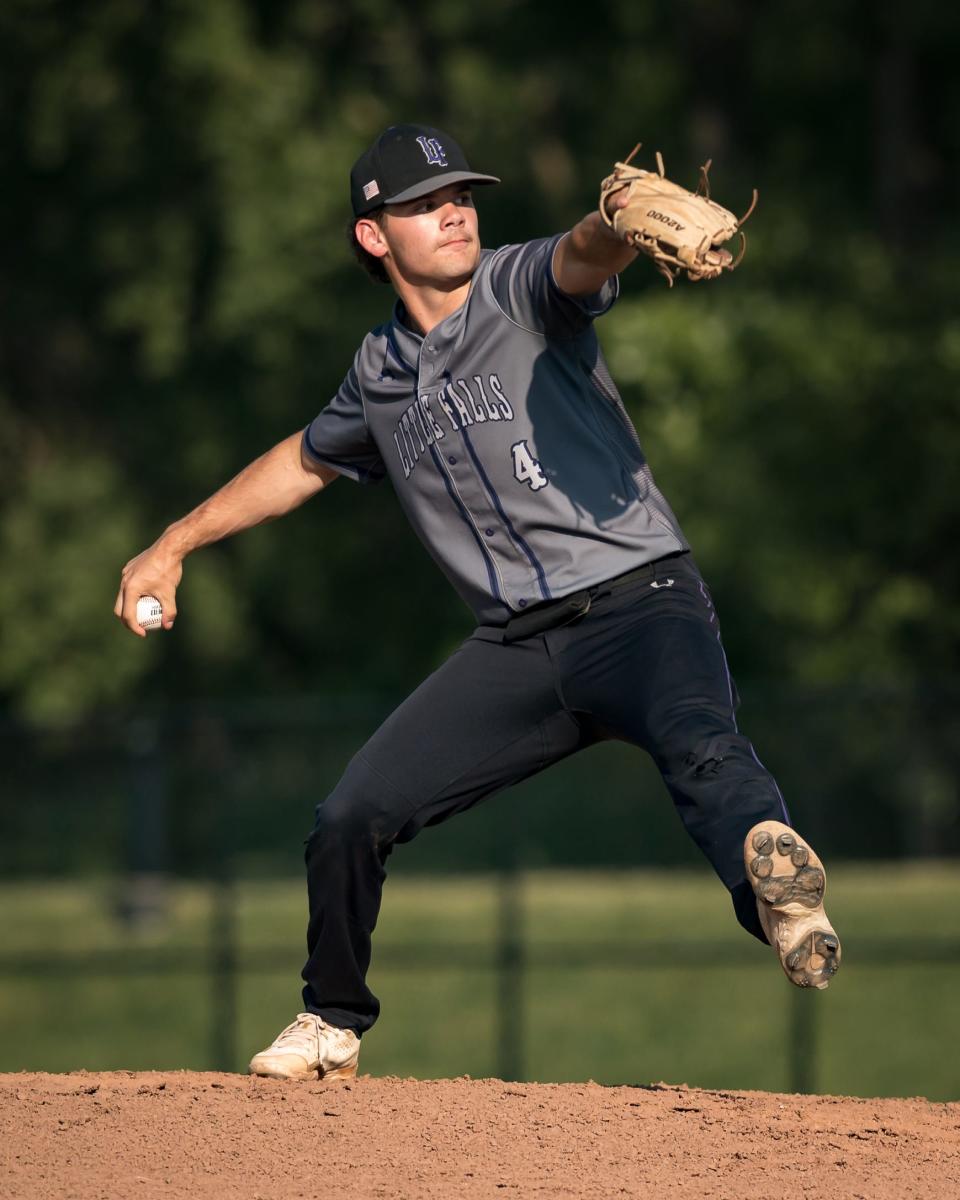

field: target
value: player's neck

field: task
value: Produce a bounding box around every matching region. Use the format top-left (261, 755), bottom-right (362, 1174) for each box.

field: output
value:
top-left (391, 277), bottom-right (473, 337)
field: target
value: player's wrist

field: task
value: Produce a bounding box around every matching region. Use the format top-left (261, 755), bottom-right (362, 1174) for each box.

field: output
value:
top-left (156, 522), bottom-right (193, 563)
top-left (577, 212), bottom-right (640, 267)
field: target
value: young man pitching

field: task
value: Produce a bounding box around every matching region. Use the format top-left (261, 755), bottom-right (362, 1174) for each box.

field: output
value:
top-left (115, 124), bottom-right (840, 1081)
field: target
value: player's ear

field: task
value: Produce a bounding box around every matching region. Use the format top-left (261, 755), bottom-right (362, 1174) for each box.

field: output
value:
top-left (355, 216), bottom-right (389, 260)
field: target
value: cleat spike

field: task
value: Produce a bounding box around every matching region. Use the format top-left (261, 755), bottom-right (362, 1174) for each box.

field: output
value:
top-left (752, 831), bottom-right (775, 855)
top-left (751, 855), bottom-right (773, 879)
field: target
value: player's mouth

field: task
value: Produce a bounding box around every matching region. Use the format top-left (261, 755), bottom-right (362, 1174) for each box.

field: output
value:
top-left (439, 237), bottom-right (471, 250)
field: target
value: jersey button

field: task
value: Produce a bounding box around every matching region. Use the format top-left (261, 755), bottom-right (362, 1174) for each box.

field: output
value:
top-left (517, 599), bottom-right (528, 608)
top-left (484, 528), bottom-right (494, 537)
top-left (447, 455), bottom-right (457, 465)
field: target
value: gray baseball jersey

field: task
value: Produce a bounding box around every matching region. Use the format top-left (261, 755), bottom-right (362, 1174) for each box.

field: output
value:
top-left (304, 233), bottom-right (688, 625)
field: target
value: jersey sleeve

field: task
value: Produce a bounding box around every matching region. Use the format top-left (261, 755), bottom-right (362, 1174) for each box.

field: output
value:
top-left (486, 233), bottom-right (619, 339)
top-left (303, 360), bottom-right (387, 485)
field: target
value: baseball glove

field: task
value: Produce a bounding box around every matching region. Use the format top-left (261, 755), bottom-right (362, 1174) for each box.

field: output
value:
top-left (599, 144), bottom-right (757, 286)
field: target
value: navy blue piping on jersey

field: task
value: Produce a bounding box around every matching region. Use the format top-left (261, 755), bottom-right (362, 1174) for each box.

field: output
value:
top-left (429, 445), bottom-right (504, 605)
top-left (459, 427), bottom-right (551, 602)
top-left (385, 327), bottom-right (417, 378)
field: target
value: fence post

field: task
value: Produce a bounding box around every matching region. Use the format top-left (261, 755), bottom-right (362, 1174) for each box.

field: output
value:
top-left (496, 862), bottom-right (525, 1081)
top-left (120, 716), bottom-right (169, 930)
top-left (196, 712), bottom-right (238, 1073)
top-left (209, 859), bottom-right (237, 1072)
top-left (789, 987), bottom-right (818, 1093)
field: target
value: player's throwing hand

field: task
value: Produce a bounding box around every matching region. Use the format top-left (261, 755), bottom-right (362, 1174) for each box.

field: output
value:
top-left (114, 542), bottom-right (182, 637)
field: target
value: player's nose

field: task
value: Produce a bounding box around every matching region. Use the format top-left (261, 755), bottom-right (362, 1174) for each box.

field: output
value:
top-left (439, 201), bottom-right (465, 225)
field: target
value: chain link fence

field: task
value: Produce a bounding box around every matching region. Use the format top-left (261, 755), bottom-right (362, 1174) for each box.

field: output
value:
top-left (1, 682), bottom-right (958, 1095)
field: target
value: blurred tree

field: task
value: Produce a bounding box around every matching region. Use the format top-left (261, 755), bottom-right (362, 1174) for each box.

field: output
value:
top-left (0, 0), bottom-right (958, 729)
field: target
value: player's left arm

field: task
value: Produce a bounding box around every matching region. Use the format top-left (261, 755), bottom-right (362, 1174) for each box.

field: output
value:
top-left (551, 191), bottom-right (636, 297)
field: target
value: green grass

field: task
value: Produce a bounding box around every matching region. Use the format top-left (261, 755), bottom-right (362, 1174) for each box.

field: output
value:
top-left (0, 864), bottom-right (958, 1100)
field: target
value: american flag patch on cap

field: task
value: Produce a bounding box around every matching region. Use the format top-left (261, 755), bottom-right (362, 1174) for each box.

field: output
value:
top-left (363, 180), bottom-right (380, 200)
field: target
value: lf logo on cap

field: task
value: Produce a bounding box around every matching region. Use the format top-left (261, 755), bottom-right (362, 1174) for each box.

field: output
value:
top-left (417, 135), bottom-right (448, 167)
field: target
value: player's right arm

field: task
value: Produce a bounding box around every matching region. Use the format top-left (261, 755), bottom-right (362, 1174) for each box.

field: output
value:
top-left (114, 431), bottom-right (337, 638)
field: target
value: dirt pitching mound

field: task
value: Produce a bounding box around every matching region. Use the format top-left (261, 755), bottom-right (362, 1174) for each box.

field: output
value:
top-left (2, 1071), bottom-right (957, 1199)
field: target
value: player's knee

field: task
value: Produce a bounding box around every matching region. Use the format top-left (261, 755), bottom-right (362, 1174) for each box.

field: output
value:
top-left (308, 788), bottom-right (376, 849)
top-left (661, 730), bottom-right (758, 781)
top-left (308, 798), bottom-right (367, 848)
top-left (305, 755), bottom-right (402, 853)
top-left (686, 733), bottom-right (743, 777)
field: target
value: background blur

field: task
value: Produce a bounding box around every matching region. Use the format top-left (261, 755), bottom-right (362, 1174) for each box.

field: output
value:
top-left (1, 0), bottom-right (958, 1099)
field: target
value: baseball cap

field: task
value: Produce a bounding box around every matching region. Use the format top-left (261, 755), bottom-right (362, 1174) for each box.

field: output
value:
top-left (350, 124), bottom-right (500, 217)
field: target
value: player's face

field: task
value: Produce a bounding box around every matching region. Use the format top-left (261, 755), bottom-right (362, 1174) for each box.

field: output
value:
top-left (379, 184), bottom-right (480, 287)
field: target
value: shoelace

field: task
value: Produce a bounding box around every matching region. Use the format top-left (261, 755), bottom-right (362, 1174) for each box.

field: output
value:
top-left (272, 1013), bottom-right (324, 1051)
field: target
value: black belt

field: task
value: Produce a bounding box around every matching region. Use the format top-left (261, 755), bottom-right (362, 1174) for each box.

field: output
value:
top-left (500, 553), bottom-right (687, 644)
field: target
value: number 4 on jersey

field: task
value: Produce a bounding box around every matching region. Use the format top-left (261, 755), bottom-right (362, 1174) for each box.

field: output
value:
top-left (511, 440), bottom-right (548, 491)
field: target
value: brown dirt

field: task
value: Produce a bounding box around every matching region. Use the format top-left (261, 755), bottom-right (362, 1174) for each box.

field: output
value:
top-left (1, 1071), bottom-right (958, 1199)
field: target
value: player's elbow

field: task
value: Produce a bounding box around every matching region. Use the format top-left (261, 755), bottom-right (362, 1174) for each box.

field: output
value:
top-left (299, 436), bottom-right (339, 490)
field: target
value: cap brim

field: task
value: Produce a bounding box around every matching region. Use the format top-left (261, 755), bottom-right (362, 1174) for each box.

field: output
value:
top-left (383, 171), bottom-right (501, 205)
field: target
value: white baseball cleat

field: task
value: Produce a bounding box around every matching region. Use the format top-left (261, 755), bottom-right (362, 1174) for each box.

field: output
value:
top-left (744, 820), bottom-right (841, 990)
top-left (248, 1013), bottom-right (360, 1081)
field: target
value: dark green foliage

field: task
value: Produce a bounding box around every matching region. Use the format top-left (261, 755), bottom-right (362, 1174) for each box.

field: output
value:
top-left (1, 0), bottom-right (958, 731)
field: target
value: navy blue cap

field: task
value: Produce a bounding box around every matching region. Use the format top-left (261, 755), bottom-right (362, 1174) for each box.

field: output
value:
top-left (350, 124), bottom-right (500, 217)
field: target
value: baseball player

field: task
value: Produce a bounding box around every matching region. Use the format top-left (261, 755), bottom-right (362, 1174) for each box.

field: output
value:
top-left (115, 124), bottom-right (841, 1082)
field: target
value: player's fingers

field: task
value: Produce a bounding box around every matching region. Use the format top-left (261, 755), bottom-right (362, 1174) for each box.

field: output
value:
top-left (114, 577), bottom-right (144, 634)
top-left (154, 590), bottom-right (178, 631)
top-left (122, 613), bottom-right (148, 639)
top-left (120, 587), bottom-right (149, 638)
top-left (602, 186), bottom-right (630, 220)
top-left (115, 557), bottom-right (140, 623)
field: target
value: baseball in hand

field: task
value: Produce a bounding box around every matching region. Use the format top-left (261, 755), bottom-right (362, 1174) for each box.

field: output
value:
top-left (136, 595), bottom-right (164, 631)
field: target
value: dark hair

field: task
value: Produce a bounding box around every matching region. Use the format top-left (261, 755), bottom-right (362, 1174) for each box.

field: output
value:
top-left (347, 210), bottom-right (390, 284)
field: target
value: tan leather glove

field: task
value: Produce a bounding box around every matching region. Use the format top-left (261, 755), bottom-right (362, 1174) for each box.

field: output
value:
top-left (599, 144), bottom-right (757, 286)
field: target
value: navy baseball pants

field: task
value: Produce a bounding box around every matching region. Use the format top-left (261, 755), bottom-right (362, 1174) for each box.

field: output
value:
top-left (301, 552), bottom-right (789, 1034)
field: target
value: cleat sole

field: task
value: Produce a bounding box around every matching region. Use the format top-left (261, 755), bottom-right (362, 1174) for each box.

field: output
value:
top-left (744, 820), bottom-right (842, 990)
top-left (320, 1064), bottom-right (358, 1081)
top-left (781, 929), bottom-right (842, 989)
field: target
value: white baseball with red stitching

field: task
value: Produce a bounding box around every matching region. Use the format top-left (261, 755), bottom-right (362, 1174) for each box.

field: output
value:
top-left (136, 595), bottom-right (163, 631)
